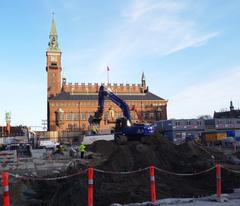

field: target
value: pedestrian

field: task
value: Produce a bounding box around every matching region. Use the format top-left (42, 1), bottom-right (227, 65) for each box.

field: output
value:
top-left (92, 127), bottom-right (98, 135)
top-left (54, 144), bottom-right (64, 155)
top-left (79, 143), bottom-right (86, 159)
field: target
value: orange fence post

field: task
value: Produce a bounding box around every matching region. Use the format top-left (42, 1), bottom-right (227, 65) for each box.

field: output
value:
top-left (88, 167), bottom-right (94, 206)
top-left (2, 172), bottom-right (10, 206)
top-left (149, 165), bottom-right (156, 203)
top-left (216, 164), bottom-right (221, 200)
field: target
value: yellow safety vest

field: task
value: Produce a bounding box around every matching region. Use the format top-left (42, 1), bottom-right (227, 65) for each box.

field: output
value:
top-left (79, 144), bottom-right (86, 152)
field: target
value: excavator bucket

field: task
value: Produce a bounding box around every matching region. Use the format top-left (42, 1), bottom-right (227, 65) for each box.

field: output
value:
top-left (88, 112), bottom-right (103, 125)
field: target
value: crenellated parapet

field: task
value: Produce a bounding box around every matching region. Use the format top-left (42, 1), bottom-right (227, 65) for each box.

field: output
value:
top-left (62, 82), bottom-right (147, 94)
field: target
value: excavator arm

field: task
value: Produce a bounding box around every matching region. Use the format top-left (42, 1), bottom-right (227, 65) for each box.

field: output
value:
top-left (89, 85), bottom-right (132, 126)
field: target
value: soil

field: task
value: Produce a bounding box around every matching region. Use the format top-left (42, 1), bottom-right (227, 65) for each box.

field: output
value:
top-left (6, 136), bottom-right (240, 206)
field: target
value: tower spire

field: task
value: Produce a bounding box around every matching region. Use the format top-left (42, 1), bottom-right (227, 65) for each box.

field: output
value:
top-left (230, 100), bottom-right (234, 111)
top-left (141, 71), bottom-right (146, 87)
top-left (48, 13), bottom-right (60, 52)
top-left (50, 13), bottom-right (57, 36)
top-left (141, 71), bottom-right (148, 93)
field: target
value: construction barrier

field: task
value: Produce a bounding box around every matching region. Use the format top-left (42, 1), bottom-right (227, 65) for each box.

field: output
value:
top-left (3, 164), bottom-right (240, 205)
top-left (149, 165), bottom-right (156, 203)
top-left (88, 167), bottom-right (94, 206)
top-left (2, 172), bottom-right (10, 206)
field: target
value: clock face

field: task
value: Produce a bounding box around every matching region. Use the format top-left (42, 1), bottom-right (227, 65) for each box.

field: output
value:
top-left (50, 55), bottom-right (57, 62)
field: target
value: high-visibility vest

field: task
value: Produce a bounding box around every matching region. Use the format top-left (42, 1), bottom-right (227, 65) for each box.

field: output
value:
top-left (79, 144), bottom-right (86, 152)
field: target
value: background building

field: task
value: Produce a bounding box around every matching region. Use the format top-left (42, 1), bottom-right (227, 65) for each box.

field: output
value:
top-left (156, 118), bottom-right (240, 143)
top-left (46, 19), bottom-right (168, 132)
top-left (155, 119), bottom-right (205, 143)
top-left (214, 101), bottom-right (240, 118)
top-left (0, 126), bottom-right (28, 137)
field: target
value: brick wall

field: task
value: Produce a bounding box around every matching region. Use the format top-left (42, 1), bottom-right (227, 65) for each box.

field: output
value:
top-left (48, 99), bottom-right (167, 131)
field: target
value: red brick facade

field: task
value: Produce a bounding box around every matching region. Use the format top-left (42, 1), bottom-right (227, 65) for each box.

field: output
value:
top-left (48, 95), bottom-right (167, 132)
top-left (46, 51), bottom-right (62, 98)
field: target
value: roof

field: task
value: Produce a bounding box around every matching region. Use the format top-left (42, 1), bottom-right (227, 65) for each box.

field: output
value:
top-left (214, 110), bottom-right (240, 118)
top-left (49, 91), bottom-right (165, 101)
top-left (47, 18), bottom-right (60, 52)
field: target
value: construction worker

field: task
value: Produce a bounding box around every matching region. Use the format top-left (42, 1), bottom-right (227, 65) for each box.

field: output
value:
top-left (79, 143), bottom-right (86, 159)
top-left (92, 126), bottom-right (98, 135)
top-left (54, 144), bottom-right (64, 155)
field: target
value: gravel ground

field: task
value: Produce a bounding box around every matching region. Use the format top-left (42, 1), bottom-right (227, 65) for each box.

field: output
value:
top-left (112, 189), bottom-right (240, 205)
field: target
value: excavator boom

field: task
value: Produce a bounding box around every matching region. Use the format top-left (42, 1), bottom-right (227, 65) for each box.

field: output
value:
top-left (89, 85), bottom-right (131, 125)
top-left (89, 85), bottom-right (154, 144)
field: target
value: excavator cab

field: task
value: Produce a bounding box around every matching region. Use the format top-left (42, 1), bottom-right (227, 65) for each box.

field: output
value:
top-left (115, 117), bottom-right (128, 131)
top-left (90, 85), bottom-right (154, 144)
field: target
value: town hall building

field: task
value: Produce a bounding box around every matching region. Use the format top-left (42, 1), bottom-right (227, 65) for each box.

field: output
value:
top-left (46, 19), bottom-right (168, 132)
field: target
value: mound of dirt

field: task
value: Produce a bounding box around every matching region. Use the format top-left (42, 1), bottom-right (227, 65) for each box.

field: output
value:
top-left (20, 137), bottom-right (240, 206)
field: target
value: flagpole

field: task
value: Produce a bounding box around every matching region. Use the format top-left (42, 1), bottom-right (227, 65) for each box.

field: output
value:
top-left (107, 66), bottom-right (110, 84)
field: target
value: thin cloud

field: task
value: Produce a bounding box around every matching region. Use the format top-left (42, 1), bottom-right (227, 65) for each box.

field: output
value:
top-left (97, 0), bottom-right (218, 68)
top-left (123, 0), bottom-right (186, 22)
top-left (166, 32), bottom-right (219, 55)
top-left (168, 67), bottom-right (240, 119)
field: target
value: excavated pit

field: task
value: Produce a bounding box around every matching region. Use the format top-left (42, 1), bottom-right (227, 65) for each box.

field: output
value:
top-left (5, 137), bottom-right (240, 206)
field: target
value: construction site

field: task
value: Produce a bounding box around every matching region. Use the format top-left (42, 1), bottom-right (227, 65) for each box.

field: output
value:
top-left (1, 134), bottom-right (240, 206)
top-left (1, 46), bottom-right (240, 205)
top-left (1, 4), bottom-right (240, 206)
top-left (1, 85), bottom-right (240, 206)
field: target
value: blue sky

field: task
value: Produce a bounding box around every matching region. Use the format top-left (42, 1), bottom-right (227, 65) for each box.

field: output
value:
top-left (0, 0), bottom-right (240, 128)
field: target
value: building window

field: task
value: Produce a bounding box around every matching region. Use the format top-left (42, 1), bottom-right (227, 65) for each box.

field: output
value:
top-left (74, 114), bottom-right (79, 121)
top-left (176, 132), bottom-right (182, 138)
top-left (186, 121), bottom-right (191, 125)
top-left (144, 112), bottom-right (149, 119)
top-left (130, 112), bottom-right (135, 120)
top-left (175, 121), bottom-right (180, 126)
top-left (66, 114), bottom-right (72, 121)
top-left (197, 121), bottom-right (202, 125)
top-left (114, 112), bottom-right (119, 118)
top-left (67, 124), bottom-right (73, 130)
top-left (51, 62), bottom-right (57, 66)
top-left (149, 113), bottom-right (155, 119)
top-left (73, 124), bottom-right (78, 129)
top-left (81, 113), bottom-right (86, 120)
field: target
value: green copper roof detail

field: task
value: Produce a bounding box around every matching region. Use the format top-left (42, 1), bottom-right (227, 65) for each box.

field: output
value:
top-left (50, 19), bottom-right (57, 36)
top-left (47, 18), bottom-right (60, 52)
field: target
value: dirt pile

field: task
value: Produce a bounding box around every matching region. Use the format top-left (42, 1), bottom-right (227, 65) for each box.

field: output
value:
top-left (43, 138), bottom-right (239, 205)
top-left (14, 137), bottom-right (240, 206)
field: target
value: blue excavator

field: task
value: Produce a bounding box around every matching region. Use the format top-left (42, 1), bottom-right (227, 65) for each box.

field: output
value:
top-left (89, 85), bottom-right (154, 144)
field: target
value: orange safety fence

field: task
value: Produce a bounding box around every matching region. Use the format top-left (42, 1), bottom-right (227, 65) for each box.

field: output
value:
top-left (1, 164), bottom-right (240, 206)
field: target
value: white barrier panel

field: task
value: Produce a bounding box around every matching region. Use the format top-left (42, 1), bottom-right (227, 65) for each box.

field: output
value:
top-left (82, 134), bottom-right (114, 145)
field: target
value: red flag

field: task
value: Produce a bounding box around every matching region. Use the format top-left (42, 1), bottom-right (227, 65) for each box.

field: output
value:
top-left (107, 66), bottom-right (110, 71)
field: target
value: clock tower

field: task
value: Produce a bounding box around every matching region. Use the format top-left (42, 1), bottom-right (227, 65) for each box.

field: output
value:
top-left (46, 17), bottom-right (62, 98)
